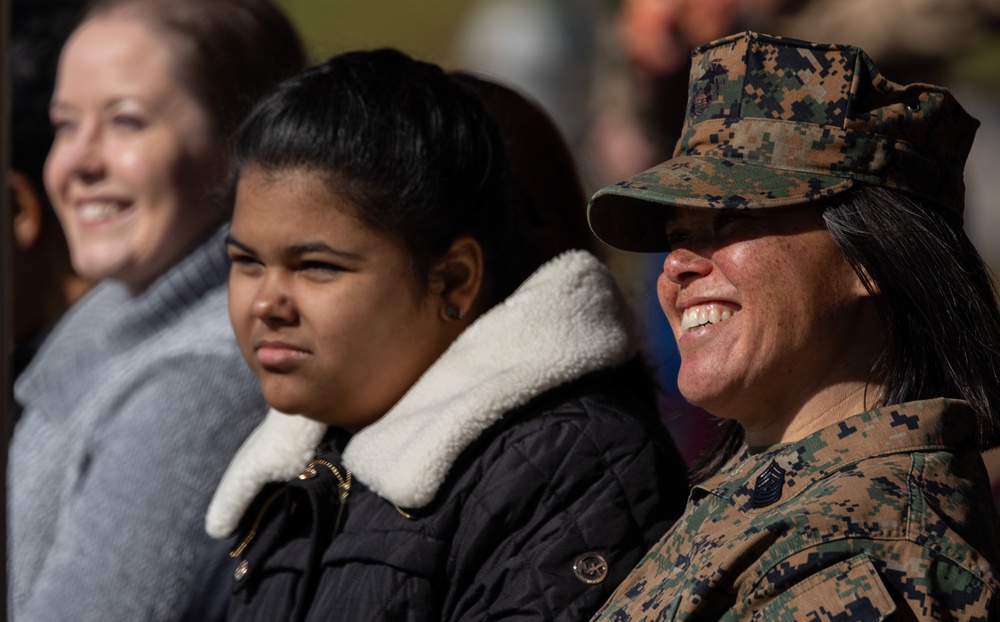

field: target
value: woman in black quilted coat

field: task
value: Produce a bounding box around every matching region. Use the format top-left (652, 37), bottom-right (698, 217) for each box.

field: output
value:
top-left (208, 48), bottom-right (689, 621)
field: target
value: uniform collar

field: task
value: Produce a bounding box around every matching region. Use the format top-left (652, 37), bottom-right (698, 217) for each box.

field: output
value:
top-left (696, 398), bottom-right (977, 513)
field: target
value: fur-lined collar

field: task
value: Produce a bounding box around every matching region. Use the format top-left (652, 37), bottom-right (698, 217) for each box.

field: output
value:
top-left (206, 251), bottom-right (636, 538)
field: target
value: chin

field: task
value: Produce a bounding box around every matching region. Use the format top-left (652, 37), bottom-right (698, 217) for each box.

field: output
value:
top-left (677, 382), bottom-right (734, 420)
top-left (72, 257), bottom-right (123, 282)
top-left (72, 247), bottom-right (140, 283)
top-left (264, 396), bottom-right (305, 416)
top-left (260, 383), bottom-right (311, 417)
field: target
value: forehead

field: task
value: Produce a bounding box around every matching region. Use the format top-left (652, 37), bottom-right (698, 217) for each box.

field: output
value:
top-left (664, 205), bottom-right (820, 224)
top-left (233, 167), bottom-right (363, 234)
top-left (664, 206), bottom-right (714, 224)
top-left (57, 16), bottom-right (183, 97)
top-left (237, 167), bottom-right (335, 204)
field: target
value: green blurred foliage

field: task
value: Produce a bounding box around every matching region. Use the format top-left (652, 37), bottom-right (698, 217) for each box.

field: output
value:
top-left (275, 0), bottom-right (474, 65)
top-left (953, 34), bottom-right (1000, 95)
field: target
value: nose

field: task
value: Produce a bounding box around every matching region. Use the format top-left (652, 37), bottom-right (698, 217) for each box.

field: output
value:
top-left (663, 248), bottom-right (713, 285)
top-left (251, 278), bottom-right (297, 325)
top-left (60, 127), bottom-right (106, 182)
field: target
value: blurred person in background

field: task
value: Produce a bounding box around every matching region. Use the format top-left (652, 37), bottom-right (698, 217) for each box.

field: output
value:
top-left (452, 0), bottom-right (601, 153)
top-left (452, 71), bottom-right (599, 258)
top-left (8, 0), bottom-right (305, 619)
top-left (8, 0), bottom-right (91, 421)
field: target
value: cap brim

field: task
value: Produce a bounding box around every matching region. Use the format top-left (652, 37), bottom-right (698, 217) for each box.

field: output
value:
top-left (588, 156), bottom-right (855, 252)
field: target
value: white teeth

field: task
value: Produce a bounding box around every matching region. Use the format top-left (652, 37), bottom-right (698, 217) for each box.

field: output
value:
top-left (680, 304), bottom-right (738, 332)
top-left (78, 202), bottom-right (124, 223)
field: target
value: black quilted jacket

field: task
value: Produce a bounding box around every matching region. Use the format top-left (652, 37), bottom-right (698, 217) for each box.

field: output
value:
top-left (227, 362), bottom-right (688, 621)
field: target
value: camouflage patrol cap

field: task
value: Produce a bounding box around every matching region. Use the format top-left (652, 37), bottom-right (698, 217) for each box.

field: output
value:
top-left (588, 31), bottom-right (980, 252)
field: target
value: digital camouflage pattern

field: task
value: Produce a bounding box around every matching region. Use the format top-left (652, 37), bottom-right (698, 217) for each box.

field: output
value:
top-left (588, 31), bottom-right (980, 252)
top-left (593, 398), bottom-right (1000, 621)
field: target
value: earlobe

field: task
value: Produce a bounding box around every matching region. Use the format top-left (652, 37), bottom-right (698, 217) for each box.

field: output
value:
top-left (10, 170), bottom-right (45, 250)
top-left (430, 235), bottom-right (484, 322)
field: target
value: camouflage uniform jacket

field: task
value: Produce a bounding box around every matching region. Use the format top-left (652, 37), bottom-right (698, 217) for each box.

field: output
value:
top-left (594, 398), bottom-right (1000, 621)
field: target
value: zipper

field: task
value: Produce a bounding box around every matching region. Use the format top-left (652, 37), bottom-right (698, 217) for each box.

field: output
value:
top-left (305, 459), bottom-right (352, 534)
top-left (230, 487), bottom-right (288, 558)
top-left (229, 460), bottom-right (352, 559)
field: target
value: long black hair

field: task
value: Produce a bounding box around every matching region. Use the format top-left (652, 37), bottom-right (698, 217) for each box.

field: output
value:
top-left (234, 49), bottom-right (541, 306)
top-left (691, 184), bottom-right (1000, 481)
top-left (825, 185), bottom-right (1000, 448)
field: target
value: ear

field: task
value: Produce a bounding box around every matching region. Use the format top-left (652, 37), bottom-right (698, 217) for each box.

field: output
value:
top-left (852, 264), bottom-right (879, 298)
top-left (427, 235), bottom-right (484, 322)
top-left (10, 170), bottom-right (45, 251)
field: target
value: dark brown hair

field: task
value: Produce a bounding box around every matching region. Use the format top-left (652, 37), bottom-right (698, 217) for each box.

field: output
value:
top-left (451, 72), bottom-right (598, 261)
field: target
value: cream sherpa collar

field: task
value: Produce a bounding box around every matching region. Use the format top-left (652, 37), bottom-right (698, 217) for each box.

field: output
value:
top-left (206, 251), bottom-right (636, 538)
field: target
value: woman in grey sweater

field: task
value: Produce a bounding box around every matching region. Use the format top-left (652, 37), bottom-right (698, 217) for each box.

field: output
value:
top-left (8, 1), bottom-right (305, 619)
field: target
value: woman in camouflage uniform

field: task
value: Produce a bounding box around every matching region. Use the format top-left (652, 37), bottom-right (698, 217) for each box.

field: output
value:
top-left (587, 31), bottom-right (1000, 621)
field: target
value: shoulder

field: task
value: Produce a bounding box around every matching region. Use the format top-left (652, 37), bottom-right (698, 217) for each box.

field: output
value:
top-left (485, 361), bottom-right (680, 474)
top-left (742, 452), bottom-right (1000, 619)
top-left (85, 288), bottom-right (261, 433)
top-left (446, 360), bottom-right (688, 524)
top-left (783, 449), bottom-right (996, 544)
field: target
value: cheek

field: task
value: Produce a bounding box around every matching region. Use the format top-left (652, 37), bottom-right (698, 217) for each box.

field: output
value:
top-left (227, 279), bottom-right (255, 349)
top-left (43, 147), bottom-right (68, 199)
top-left (303, 288), bottom-right (370, 344)
top-left (127, 137), bottom-right (204, 206)
top-left (129, 146), bottom-right (180, 202)
top-left (656, 271), bottom-right (682, 333)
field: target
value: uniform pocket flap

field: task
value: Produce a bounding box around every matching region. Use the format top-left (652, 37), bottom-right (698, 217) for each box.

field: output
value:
top-left (753, 553), bottom-right (896, 621)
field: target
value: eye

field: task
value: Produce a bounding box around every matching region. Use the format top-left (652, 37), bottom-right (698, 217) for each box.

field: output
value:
top-left (665, 228), bottom-right (690, 247)
top-left (299, 260), bottom-right (343, 274)
top-left (50, 116), bottom-right (75, 136)
top-left (228, 252), bottom-right (263, 274)
top-left (717, 211), bottom-right (748, 228)
top-left (111, 114), bottom-right (146, 131)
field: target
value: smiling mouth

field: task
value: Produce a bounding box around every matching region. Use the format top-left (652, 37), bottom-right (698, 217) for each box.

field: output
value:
top-left (680, 304), bottom-right (740, 332)
top-left (77, 201), bottom-right (129, 225)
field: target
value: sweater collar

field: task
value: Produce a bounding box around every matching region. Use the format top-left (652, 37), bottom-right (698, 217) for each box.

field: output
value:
top-left (14, 226), bottom-right (230, 420)
top-left (115, 226), bottom-right (230, 349)
top-left (207, 251), bottom-right (636, 538)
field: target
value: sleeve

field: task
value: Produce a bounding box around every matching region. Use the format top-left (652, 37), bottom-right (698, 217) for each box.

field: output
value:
top-left (16, 351), bottom-right (267, 622)
top-left (442, 400), bottom-right (688, 622)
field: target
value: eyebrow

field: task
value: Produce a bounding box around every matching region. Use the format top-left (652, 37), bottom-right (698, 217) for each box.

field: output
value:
top-left (224, 234), bottom-right (363, 261)
top-left (50, 96), bottom-right (142, 114)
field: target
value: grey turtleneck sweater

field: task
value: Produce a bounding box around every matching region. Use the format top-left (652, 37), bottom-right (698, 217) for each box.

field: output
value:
top-left (9, 227), bottom-right (267, 621)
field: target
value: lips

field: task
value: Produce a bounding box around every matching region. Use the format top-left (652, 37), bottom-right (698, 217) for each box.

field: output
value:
top-left (255, 340), bottom-right (310, 369)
